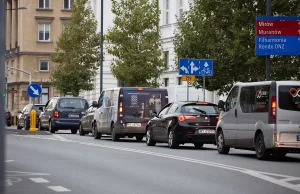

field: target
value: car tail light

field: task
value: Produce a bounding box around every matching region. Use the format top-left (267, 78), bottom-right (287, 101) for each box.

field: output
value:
top-left (177, 115), bottom-right (197, 122)
top-left (271, 96), bottom-right (276, 119)
top-left (54, 110), bottom-right (59, 118)
top-left (216, 116), bottom-right (220, 121)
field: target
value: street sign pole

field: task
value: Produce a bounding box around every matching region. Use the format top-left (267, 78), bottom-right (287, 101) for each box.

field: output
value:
top-left (203, 76), bottom-right (206, 102)
top-left (0, 0), bottom-right (6, 193)
top-left (266, 0), bottom-right (272, 81)
top-left (187, 82), bottom-right (189, 101)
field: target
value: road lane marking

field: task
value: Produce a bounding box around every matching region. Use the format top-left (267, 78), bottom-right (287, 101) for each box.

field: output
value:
top-left (29, 178), bottom-right (50, 183)
top-left (52, 134), bottom-right (68, 141)
top-left (6, 171), bottom-right (51, 176)
top-left (11, 134), bottom-right (300, 192)
top-left (5, 160), bottom-right (15, 163)
top-left (5, 177), bottom-right (22, 186)
top-left (47, 186), bottom-right (71, 192)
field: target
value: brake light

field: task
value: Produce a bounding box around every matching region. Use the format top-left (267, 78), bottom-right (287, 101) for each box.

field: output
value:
top-left (177, 115), bottom-right (197, 122)
top-left (216, 116), bottom-right (220, 121)
top-left (271, 96), bottom-right (276, 119)
top-left (137, 88), bottom-right (144, 91)
top-left (54, 110), bottom-right (59, 118)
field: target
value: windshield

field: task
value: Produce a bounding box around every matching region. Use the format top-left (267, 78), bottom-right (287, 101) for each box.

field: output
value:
top-left (182, 104), bottom-right (220, 114)
top-left (58, 98), bottom-right (88, 109)
top-left (123, 90), bottom-right (166, 118)
top-left (279, 85), bottom-right (300, 111)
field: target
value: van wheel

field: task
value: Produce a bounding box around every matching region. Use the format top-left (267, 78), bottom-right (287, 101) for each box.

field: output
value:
top-left (93, 124), bottom-right (101, 139)
top-left (168, 130), bottom-right (179, 149)
top-left (146, 128), bottom-right (156, 146)
top-left (255, 133), bottom-right (270, 160)
top-left (136, 135), bottom-right (143, 141)
top-left (79, 124), bottom-right (85, 136)
top-left (217, 130), bottom-right (230, 154)
top-left (111, 125), bottom-right (120, 142)
top-left (49, 121), bottom-right (56, 134)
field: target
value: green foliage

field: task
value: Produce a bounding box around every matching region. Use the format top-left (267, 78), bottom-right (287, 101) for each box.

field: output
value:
top-left (106, 0), bottom-right (164, 87)
top-left (174, 0), bottom-right (300, 95)
top-left (51, 0), bottom-right (100, 96)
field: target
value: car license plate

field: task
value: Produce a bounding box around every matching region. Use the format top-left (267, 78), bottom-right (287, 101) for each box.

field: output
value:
top-left (69, 114), bottom-right (79, 118)
top-left (198, 129), bottom-right (215, 134)
top-left (127, 123), bottom-right (141, 127)
top-left (297, 135), bottom-right (300, 141)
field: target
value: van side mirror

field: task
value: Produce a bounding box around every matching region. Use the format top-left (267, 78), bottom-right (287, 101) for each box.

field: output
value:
top-left (218, 100), bottom-right (225, 111)
top-left (151, 111), bottom-right (157, 117)
top-left (92, 101), bottom-right (98, 108)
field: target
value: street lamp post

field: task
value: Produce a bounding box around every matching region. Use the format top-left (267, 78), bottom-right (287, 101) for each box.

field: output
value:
top-left (7, 66), bottom-right (32, 104)
top-left (100, 0), bottom-right (104, 93)
top-left (266, 0), bottom-right (272, 81)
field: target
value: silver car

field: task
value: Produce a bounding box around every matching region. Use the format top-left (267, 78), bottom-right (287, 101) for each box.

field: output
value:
top-left (216, 81), bottom-right (300, 160)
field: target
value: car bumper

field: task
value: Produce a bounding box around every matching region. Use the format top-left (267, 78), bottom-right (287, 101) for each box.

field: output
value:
top-left (53, 119), bottom-right (80, 129)
top-left (115, 124), bottom-right (146, 135)
top-left (176, 125), bottom-right (216, 144)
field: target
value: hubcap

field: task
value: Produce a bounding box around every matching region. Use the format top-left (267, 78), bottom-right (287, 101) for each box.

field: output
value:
top-left (218, 133), bottom-right (223, 150)
top-left (257, 137), bottom-right (264, 155)
top-left (168, 131), bottom-right (173, 146)
top-left (146, 130), bottom-right (150, 143)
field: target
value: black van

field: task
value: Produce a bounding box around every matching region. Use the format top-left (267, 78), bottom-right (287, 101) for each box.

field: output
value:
top-left (91, 87), bottom-right (168, 141)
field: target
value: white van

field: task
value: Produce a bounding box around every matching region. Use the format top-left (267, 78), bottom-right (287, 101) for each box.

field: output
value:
top-left (216, 81), bottom-right (300, 160)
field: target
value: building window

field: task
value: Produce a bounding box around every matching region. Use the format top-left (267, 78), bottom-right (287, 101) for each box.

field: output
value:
top-left (64, 0), bottom-right (75, 10)
top-left (177, 77), bottom-right (182, 85)
top-left (164, 0), bottom-right (169, 24)
top-left (164, 78), bottom-right (169, 87)
top-left (178, 0), bottom-right (184, 18)
top-left (38, 24), bottom-right (50, 41)
top-left (164, 51), bottom-right (169, 69)
top-left (41, 87), bottom-right (49, 104)
top-left (39, 61), bottom-right (49, 71)
top-left (39, 0), bottom-right (50, 9)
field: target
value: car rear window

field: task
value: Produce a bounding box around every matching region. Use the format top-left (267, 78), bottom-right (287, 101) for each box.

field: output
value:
top-left (58, 98), bottom-right (88, 109)
top-left (279, 85), bottom-right (300, 111)
top-left (182, 104), bottom-right (220, 114)
top-left (33, 105), bottom-right (44, 114)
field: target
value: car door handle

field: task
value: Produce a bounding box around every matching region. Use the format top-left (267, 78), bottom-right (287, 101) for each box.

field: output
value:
top-left (235, 109), bottom-right (237, 118)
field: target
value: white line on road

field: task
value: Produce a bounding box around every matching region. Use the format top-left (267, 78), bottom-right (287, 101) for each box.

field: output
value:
top-left (52, 134), bottom-right (68, 141)
top-left (47, 186), bottom-right (71, 192)
top-left (12, 134), bottom-right (300, 192)
top-left (5, 160), bottom-right (15, 163)
top-left (6, 171), bottom-right (51, 176)
top-left (29, 178), bottom-right (50, 183)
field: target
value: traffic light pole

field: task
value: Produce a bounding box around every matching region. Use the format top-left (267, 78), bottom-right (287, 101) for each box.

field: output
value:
top-left (0, 0), bottom-right (6, 193)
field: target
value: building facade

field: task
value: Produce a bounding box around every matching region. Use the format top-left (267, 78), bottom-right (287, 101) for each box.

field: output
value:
top-left (5, 0), bottom-right (73, 114)
top-left (81, 0), bottom-right (225, 104)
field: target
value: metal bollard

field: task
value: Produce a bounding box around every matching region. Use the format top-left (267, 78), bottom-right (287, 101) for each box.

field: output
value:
top-left (29, 110), bottom-right (37, 133)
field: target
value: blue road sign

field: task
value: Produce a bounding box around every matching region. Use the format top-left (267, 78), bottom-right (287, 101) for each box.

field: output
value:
top-left (179, 59), bottom-right (213, 76)
top-left (255, 16), bottom-right (300, 56)
top-left (27, 84), bottom-right (42, 98)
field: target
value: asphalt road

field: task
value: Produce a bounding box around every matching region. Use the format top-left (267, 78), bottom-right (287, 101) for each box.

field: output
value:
top-left (5, 127), bottom-right (300, 194)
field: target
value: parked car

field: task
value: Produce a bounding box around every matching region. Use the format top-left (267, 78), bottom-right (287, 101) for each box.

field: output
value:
top-left (17, 104), bottom-right (45, 130)
top-left (39, 97), bottom-right (89, 134)
top-left (5, 110), bottom-right (12, 127)
top-left (145, 101), bottom-right (220, 149)
top-left (93, 87), bottom-right (169, 141)
top-left (216, 81), bottom-right (300, 160)
top-left (79, 102), bottom-right (97, 136)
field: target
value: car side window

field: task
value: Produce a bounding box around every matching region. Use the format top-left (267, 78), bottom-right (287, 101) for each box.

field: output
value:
top-left (26, 105), bottom-right (32, 112)
top-left (167, 103), bottom-right (179, 114)
top-left (158, 104), bottom-right (171, 117)
top-left (98, 92), bottom-right (105, 107)
top-left (225, 86), bottom-right (239, 111)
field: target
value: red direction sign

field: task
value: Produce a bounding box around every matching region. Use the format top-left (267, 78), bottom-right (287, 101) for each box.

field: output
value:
top-left (256, 20), bottom-right (300, 36)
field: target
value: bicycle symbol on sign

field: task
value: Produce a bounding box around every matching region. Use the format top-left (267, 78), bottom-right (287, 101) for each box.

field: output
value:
top-left (200, 67), bottom-right (212, 75)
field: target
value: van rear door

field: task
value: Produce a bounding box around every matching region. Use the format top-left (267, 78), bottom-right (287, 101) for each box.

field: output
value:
top-left (276, 84), bottom-right (300, 146)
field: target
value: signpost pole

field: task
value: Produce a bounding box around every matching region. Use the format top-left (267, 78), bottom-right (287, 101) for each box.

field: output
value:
top-left (187, 82), bottom-right (189, 101)
top-left (203, 76), bottom-right (206, 102)
top-left (266, 0), bottom-right (272, 81)
top-left (29, 73), bottom-right (32, 104)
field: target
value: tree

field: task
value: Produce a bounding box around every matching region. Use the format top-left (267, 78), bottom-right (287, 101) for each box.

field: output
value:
top-left (51, 0), bottom-right (100, 96)
top-left (106, 0), bottom-right (164, 87)
top-left (174, 0), bottom-right (300, 95)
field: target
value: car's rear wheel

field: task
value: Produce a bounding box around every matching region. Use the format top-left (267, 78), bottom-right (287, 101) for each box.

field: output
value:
top-left (194, 143), bottom-right (204, 149)
top-left (111, 125), bottom-right (120, 142)
top-left (146, 128), bottom-right (156, 146)
top-left (255, 133), bottom-right (270, 160)
top-left (24, 119), bottom-right (29, 130)
top-left (17, 120), bottom-right (22, 130)
top-left (38, 121), bottom-right (44, 131)
top-left (135, 135), bottom-right (143, 141)
top-left (217, 130), bottom-right (230, 154)
top-left (93, 124), bottom-right (101, 139)
top-left (79, 124), bottom-right (85, 136)
top-left (49, 121), bottom-right (56, 134)
top-left (71, 129), bottom-right (77, 134)
top-left (168, 130), bottom-right (179, 149)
